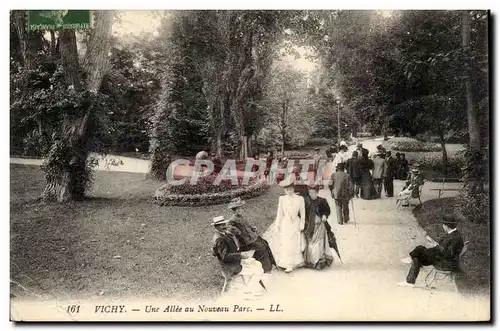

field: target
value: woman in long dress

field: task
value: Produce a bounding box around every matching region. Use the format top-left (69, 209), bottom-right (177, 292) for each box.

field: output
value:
top-left (268, 180), bottom-right (306, 273)
top-left (301, 184), bottom-right (334, 270)
top-left (358, 149), bottom-right (378, 200)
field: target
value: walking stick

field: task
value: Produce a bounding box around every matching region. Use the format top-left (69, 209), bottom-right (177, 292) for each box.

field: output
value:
top-left (350, 199), bottom-right (358, 229)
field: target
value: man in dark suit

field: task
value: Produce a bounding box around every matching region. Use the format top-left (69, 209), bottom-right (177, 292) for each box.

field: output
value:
top-left (346, 151), bottom-right (361, 197)
top-left (384, 151), bottom-right (397, 197)
top-left (397, 214), bottom-right (465, 287)
top-left (329, 163), bottom-right (355, 225)
top-left (356, 143), bottom-right (368, 159)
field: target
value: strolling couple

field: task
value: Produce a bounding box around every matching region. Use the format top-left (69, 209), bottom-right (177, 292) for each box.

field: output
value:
top-left (266, 177), bottom-right (336, 273)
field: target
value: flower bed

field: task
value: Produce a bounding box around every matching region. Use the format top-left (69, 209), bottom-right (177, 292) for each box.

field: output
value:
top-left (389, 137), bottom-right (442, 152)
top-left (153, 175), bottom-right (269, 206)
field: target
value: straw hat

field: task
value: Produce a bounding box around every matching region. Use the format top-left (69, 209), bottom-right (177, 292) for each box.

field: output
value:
top-left (211, 216), bottom-right (229, 226)
top-left (228, 197), bottom-right (245, 210)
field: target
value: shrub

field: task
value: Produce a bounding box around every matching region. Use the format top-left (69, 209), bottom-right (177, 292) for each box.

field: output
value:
top-left (410, 153), bottom-right (466, 175)
top-left (154, 178), bottom-right (269, 206)
top-left (304, 137), bottom-right (333, 146)
top-left (456, 190), bottom-right (490, 224)
top-left (389, 137), bottom-right (442, 152)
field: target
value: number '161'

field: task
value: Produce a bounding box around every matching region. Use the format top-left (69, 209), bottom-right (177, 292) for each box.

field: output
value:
top-left (67, 305), bottom-right (80, 314)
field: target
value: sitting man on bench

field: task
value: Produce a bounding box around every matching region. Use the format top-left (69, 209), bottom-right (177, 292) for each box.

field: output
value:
top-left (211, 216), bottom-right (265, 297)
top-left (397, 214), bottom-right (464, 287)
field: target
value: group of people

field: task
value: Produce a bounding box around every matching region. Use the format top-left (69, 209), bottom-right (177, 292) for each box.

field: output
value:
top-left (211, 177), bottom-right (342, 297)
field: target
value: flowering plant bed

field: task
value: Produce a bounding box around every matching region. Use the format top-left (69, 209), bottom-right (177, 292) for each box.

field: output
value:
top-left (153, 177), bottom-right (269, 206)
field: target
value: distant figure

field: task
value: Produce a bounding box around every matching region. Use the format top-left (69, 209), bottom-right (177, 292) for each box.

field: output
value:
top-left (313, 147), bottom-right (322, 176)
top-left (211, 153), bottom-right (222, 174)
top-left (265, 151), bottom-right (274, 179)
top-left (358, 149), bottom-right (378, 200)
top-left (400, 153), bottom-right (409, 179)
top-left (332, 144), bottom-right (349, 172)
top-left (376, 144), bottom-right (387, 158)
top-left (346, 151), bottom-right (361, 198)
top-left (329, 163), bottom-right (355, 225)
top-left (397, 164), bottom-right (424, 207)
top-left (384, 151), bottom-right (397, 197)
top-left (325, 145), bottom-right (336, 162)
top-left (395, 152), bottom-right (402, 179)
top-left (251, 153), bottom-right (260, 173)
top-left (397, 214), bottom-right (464, 288)
top-left (356, 143), bottom-right (368, 159)
top-left (372, 152), bottom-right (387, 198)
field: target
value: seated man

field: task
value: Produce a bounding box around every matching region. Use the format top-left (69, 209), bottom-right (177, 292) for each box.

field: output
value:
top-left (397, 214), bottom-right (464, 287)
top-left (211, 216), bottom-right (264, 296)
top-left (228, 198), bottom-right (277, 274)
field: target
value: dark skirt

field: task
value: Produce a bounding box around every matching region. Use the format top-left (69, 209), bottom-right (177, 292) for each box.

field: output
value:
top-left (360, 171), bottom-right (377, 200)
top-left (242, 237), bottom-right (277, 273)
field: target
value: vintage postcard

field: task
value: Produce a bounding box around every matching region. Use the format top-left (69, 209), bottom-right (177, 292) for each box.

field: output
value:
top-left (9, 8), bottom-right (491, 322)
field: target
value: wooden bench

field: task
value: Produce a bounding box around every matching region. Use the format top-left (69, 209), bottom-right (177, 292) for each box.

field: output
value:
top-left (429, 178), bottom-right (463, 199)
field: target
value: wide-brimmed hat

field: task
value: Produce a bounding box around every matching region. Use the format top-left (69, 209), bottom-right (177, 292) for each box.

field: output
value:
top-left (228, 197), bottom-right (245, 210)
top-left (211, 215), bottom-right (229, 226)
top-left (307, 181), bottom-right (322, 191)
top-left (357, 143), bottom-right (363, 148)
top-left (279, 174), bottom-right (296, 188)
top-left (314, 147), bottom-right (320, 151)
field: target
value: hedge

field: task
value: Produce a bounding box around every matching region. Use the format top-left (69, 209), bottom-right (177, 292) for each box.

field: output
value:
top-left (389, 137), bottom-right (442, 152)
top-left (409, 153), bottom-right (466, 175)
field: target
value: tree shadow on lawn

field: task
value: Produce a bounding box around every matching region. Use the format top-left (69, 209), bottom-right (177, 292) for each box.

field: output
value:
top-left (10, 165), bottom-right (282, 301)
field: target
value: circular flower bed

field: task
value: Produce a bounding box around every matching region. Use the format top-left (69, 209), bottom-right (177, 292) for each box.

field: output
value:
top-left (153, 174), bottom-right (269, 206)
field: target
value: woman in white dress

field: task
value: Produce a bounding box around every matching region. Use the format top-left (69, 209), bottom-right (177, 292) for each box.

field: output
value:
top-left (269, 179), bottom-right (306, 273)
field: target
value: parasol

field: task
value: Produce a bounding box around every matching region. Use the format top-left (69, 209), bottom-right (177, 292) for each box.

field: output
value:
top-left (324, 221), bottom-right (343, 263)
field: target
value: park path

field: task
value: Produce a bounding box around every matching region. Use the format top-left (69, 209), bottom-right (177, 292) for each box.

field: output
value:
top-left (10, 139), bottom-right (488, 321)
top-left (214, 138), bottom-right (489, 321)
top-left (215, 181), bottom-right (489, 321)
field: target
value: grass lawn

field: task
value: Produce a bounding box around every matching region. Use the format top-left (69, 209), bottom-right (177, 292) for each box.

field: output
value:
top-left (10, 164), bottom-right (281, 301)
top-left (412, 198), bottom-right (490, 297)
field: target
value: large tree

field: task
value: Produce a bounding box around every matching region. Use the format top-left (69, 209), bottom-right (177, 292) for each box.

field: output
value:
top-left (12, 10), bottom-right (115, 202)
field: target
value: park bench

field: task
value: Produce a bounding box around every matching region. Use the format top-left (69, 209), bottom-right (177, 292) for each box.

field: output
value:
top-left (423, 240), bottom-right (470, 292)
top-left (428, 178), bottom-right (463, 199)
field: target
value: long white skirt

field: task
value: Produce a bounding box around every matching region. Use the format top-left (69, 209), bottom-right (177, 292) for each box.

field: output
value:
top-left (264, 217), bottom-right (305, 270)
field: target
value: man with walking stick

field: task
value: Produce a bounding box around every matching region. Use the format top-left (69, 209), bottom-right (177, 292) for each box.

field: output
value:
top-left (328, 163), bottom-right (355, 225)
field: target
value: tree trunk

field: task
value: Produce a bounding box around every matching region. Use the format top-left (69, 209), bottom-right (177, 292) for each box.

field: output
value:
top-left (438, 127), bottom-right (448, 176)
top-left (281, 131), bottom-right (286, 157)
top-left (12, 10), bottom-right (34, 70)
top-left (42, 11), bottom-right (114, 202)
top-left (50, 30), bottom-right (57, 54)
top-left (461, 10), bottom-right (483, 193)
top-left (462, 11), bottom-right (481, 151)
